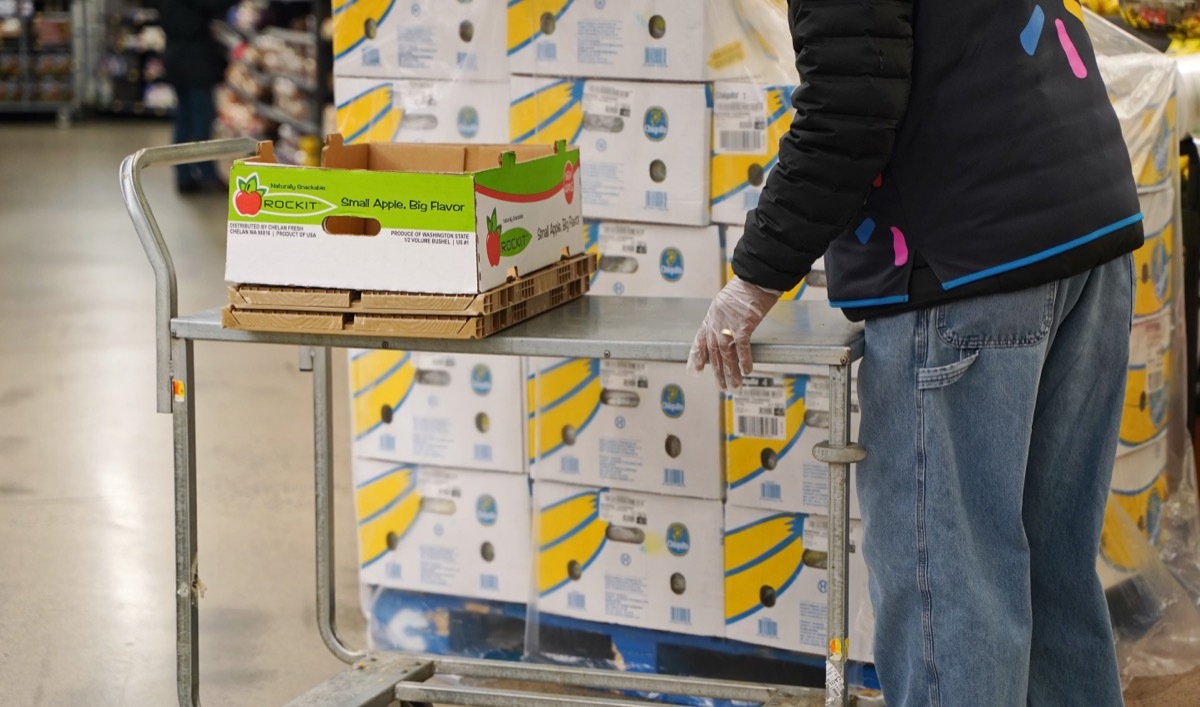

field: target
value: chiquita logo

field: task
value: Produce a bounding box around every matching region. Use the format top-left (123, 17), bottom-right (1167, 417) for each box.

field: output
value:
top-left (476, 494), bottom-right (498, 526)
top-left (666, 522), bottom-right (691, 556)
top-left (644, 106), bottom-right (669, 141)
top-left (661, 384), bottom-right (685, 418)
top-left (471, 364), bottom-right (493, 395)
top-left (232, 172), bottom-right (336, 217)
top-left (458, 106), bottom-right (480, 139)
top-left (659, 247), bottom-right (684, 282)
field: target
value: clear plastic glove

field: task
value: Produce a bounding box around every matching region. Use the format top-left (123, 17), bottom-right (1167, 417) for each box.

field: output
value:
top-left (688, 277), bottom-right (782, 391)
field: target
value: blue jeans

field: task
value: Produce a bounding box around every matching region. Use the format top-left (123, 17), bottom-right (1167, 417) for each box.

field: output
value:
top-left (173, 86), bottom-right (219, 186)
top-left (856, 254), bottom-right (1133, 706)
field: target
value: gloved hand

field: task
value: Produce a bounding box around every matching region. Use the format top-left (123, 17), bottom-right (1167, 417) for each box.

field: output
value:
top-left (688, 277), bottom-right (782, 391)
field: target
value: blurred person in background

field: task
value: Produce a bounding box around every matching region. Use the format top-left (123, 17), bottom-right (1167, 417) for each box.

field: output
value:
top-left (691, 1), bottom-right (1140, 705)
top-left (158, 0), bottom-right (236, 193)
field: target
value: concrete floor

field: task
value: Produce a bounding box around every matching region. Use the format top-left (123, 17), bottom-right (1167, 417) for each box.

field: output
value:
top-left (0, 121), bottom-right (365, 706)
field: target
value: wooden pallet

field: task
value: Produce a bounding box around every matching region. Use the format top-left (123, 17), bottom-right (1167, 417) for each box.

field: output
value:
top-left (227, 253), bottom-right (597, 317)
top-left (221, 276), bottom-right (590, 339)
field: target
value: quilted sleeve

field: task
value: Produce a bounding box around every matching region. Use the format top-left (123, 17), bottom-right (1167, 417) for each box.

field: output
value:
top-left (732, 0), bottom-right (915, 291)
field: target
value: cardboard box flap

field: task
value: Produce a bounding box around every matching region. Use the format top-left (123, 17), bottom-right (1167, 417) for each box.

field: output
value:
top-left (323, 134), bottom-right (573, 175)
top-left (228, 253), bottom-right (595, 316)
top-left (221, 276), bottom-right (589, 339)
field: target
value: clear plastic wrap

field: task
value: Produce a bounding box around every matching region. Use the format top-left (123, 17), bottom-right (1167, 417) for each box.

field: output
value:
top-left (1089, 11), bottom-right (1200, 689)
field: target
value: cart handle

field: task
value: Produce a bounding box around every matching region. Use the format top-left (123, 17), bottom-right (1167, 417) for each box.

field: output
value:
top-left (120, 138), bottom-right (260, 413)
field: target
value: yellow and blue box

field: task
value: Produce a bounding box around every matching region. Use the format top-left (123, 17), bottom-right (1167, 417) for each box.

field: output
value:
top-left (1119, 310), bottom-right (1173, 457)
top-left (534, 481), bottom-right (725, 637)
top-left (334, 77), bottom-right (511, 144)
top-left (354, 460), bottom-right (532, 603)
top-left (724, 225), bottom-right (828, 304)
top-left (1132, 187), bottom-right (1176, 319)
top-left (350, 349), bottom-right (528, 473)
top-left (332, 0), bottom-right (508, 81)
top-left (724, 506), bottom-right (873, 662)
top-left (587, 220), bottom-right (724, 299)
top-left (1101, 432), bottom-right (1170, 577)
top-left (510, 76), bottom-right (712, 226)
top-left (507, 0), bottom-right (795, 83)
top-left (710, 82), bottom-right (796, 225)
top-left (725, 365), bottom-right (862, 518)
top-left (527, 357), bottom-right (724, 499)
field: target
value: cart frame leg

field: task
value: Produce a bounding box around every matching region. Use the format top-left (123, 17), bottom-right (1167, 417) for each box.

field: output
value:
top-left (311, 346), bottom-right (364, 664)
top-left (814, 362), bottom-right (867, 707)
top-left (173, 337), bottom-right (200, 707)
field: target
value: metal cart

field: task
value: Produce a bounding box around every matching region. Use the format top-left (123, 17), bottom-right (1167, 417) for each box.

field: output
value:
top-left (120, 139), bottom-right (868, 707)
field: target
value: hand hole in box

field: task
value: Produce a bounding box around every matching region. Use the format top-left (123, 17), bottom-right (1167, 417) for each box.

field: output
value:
top-left (650, 160), bottom-right (667, 183)
top-left (665, 434), bottom-right (682, 459)
top-left (606, 525), bottom-right (646, 544)
top-left (760, 585), bottom-right (777, 608)
top-left (480, 541), bottom-right (495, 562)
top-left (649, 15), bottom-right (666, 39)
top-left (760, 447), bottom-right (778, 471)
top-left (323, 215), bottom-right (381, 236)
top-left (540, 12), bottom-right (556, 35)
top-left (364, 18), bottom-right (377, 40)
top-left (459, 20), bottom-right (474, 43)
top-left (748, 163), bottom-right (765, 187)
top-left (670, 573), bottom-right (686, 595)
top-left (475, 412), bottom-right (490, 433)
top-left (380, 404), bottom-right (394, 425)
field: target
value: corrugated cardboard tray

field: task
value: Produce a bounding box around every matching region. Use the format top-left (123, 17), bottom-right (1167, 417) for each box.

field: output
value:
top-left (221, 276), bottom-right (590, 339)
top-left (228, 252), bottom-right (596, 316)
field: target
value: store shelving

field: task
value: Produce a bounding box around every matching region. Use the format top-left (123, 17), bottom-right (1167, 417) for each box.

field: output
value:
top-left (0, 0), bottom-right (79, 123)
top-left (214, 0), bottom-right (330, 165)
top-left (94, 3), bottom-right (172, 117)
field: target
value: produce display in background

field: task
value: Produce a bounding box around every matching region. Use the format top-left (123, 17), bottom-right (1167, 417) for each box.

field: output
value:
top-left (213, 0), bottom-right (330, 166)
top-left (1118, 0), bottom-right (1200, 34)
top-left (0, 0), bottom-right (75, 116)
top-left (96, 5), bottom-right (170, 116)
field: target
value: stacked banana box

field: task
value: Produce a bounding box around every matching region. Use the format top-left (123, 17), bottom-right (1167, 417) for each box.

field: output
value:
top-left (337, 0), bottom-right (877, 675)
top-left (1094, 40), bottom-right (1182, 593)
top-left (332, 0), bottom-right (511, 144)
top-left (509, 0), bottom-right (875, 668)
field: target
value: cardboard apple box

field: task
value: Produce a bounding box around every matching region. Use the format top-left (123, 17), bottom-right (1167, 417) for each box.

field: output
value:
top-left (224, 134), bottom-right (583, 294)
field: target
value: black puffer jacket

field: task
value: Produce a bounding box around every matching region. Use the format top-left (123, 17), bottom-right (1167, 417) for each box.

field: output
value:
top-left (157, 0), bottom-right (236, 88)
top-left (732, 0), bottom-right (1143, 320)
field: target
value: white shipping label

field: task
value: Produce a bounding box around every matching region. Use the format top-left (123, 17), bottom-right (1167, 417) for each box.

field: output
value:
top-left (734, 375), bottom-right (787, 440)
top-left (583, 83), bottom-right (633, 120)
top-left (399, 81), bottom-right (439, 110)
top-left (714, 87), bottom-right (768, 155)
top-left (601, 360), bottom-right (649, 391)
top-left (420, 469), bottom-right (463, 501)
top-left (599, 491), bottom-right (649, 527)
top-left (599, 223), bottom-right (648, 255)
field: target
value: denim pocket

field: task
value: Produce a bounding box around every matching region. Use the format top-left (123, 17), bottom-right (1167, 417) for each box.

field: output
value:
top-left (934, 282), bottom-right (1057, 349)
top-left (917, 351), bottom-right (979, 390)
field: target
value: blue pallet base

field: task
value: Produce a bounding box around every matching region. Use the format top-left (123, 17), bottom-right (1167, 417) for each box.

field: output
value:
top-left (367, 588), bottom-right (879, 704)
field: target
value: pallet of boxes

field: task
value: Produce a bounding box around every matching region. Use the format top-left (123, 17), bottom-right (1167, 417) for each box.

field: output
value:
top-left (330, 0), bottom-right (882, 696)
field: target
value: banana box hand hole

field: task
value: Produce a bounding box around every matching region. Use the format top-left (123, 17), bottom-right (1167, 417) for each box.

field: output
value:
top-left (670, 572), bottom-right (687, 595)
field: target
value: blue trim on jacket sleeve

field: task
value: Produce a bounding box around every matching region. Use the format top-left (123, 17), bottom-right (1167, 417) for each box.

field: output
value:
top-left (830, 294), bottom-right (910, 308)
top-left (941, 213), bottom-right (1144, 290)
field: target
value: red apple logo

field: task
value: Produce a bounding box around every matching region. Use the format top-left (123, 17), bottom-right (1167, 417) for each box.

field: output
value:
top-left (485, 209), bottom-right (501, 267)
top-left (233, 174), bottom-right (266, 216)
top-left (563, 160), bottom-right (576, 205)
